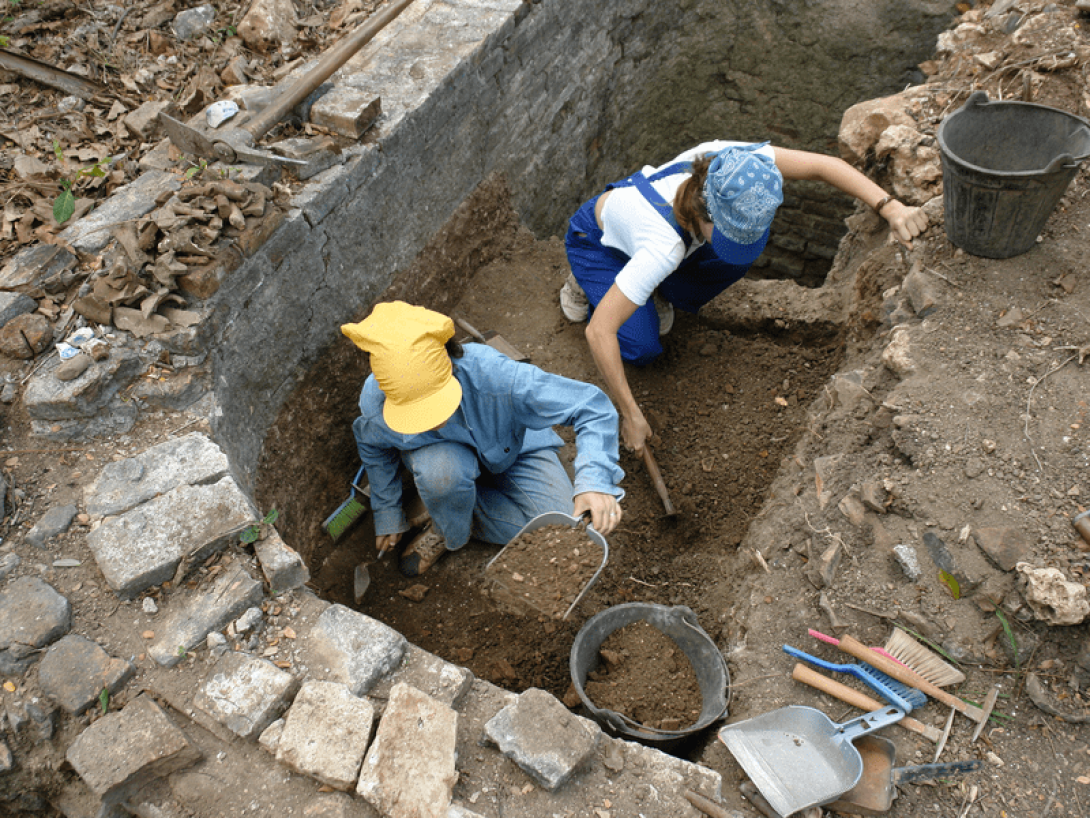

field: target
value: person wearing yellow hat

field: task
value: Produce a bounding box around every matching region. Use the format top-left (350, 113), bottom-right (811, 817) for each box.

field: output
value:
top-left (342, 301), bottom-right (625, 577)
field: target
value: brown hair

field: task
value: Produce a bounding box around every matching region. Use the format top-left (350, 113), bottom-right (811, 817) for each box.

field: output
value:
top-left (673, 153), bottom-right (712, 236)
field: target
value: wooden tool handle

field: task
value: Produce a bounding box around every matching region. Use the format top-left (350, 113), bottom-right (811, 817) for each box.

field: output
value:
top-left (454, 317), bottom-right (486, 343)
top-left (793, 664), bottom-right (940, 741)
top-left (684, 790), bottom-right (735, 818)
top-left (246, 0), bottom-right (415, 139)
top-left (838, 634), bottom-right (985, 723)
top-left (641, 447), bottom-right (676, 516)
top-left (792, 664), bottom-right (941, 742)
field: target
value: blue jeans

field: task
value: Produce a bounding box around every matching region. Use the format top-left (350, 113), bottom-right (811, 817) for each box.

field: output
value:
top-left (565, 194), bottom-right (752, 365)
top-left (401, 442), bottom-right (574, 549)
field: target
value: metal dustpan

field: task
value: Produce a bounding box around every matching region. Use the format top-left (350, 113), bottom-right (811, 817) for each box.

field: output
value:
top-left (718, 704), bottom-right (905, 817)
top-left (825, 734), bottom-right (982, 816)
top-left (483, 512), bottom-right (608, 620)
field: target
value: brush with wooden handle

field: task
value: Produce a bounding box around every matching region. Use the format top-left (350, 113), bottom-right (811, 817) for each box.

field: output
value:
top-left (837, 634), bottom-right (987, 724)
top-left (792, 663), bottom-right (943, 742)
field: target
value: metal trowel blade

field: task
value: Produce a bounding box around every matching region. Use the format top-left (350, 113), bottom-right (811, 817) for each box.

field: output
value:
top-left (353, 563), bottom-right (371, 603)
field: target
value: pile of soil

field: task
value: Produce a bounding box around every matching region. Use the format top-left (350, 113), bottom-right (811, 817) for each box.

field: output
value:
top-left (584, 619), bottom-right (704, 730)
top-left (483, 521), bottom-right (605, 620)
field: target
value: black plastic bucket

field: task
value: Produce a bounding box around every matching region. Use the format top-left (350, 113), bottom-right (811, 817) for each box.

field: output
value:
top-left (569, 603), bottom-right (729, 747)
top-left (937, 90), bottom-right (1090, 258)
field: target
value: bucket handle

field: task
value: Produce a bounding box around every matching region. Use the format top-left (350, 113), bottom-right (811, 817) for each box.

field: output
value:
top-left (961, 90), bottom-right (1090, 167)
top-left (1045, 153), bottom-right (1083, 173)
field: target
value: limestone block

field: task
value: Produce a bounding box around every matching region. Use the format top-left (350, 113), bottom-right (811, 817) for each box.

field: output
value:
top-left (881, 327), bottom-right (916, 378)
top-left (58, 170), bottom-right (180, 253)
top-left (194, 651), bottom-right (299, 739)
top-left (66, 696), bottom-right (201, 806)
top-left (26, 504), bottom-right (78, 549)
top-left (276, 680), bottom-right (374, 791)
top-left (0, 577), bottom-right (71, 674)
top-left (86, 476), bottom-right (255, 599)
top-left (369, 643), bottom-right (474, 709)
top-left (38, 634), bottom-right (134, 714)
top-left (357, 683), bottom-right (457, 817)
top-left (0, 243), bottom-right (77, 292)
top-left (172, 4), bottom-right (216, 40)
top-left (1017, 562), bottom-right (1090, 626)
top-left (309, 89), bottom-right (382, 139)
top-left (484, 687), bottom-right (600, 791)
top-left (254, 529), bottom-right (310, 592)
top-left (148, 562), bottom-right (263, 666)
top-left (85, 432), bottom-right (229, 518)
top-left (238, 0), bottom-right (297, 53)
top-left (23, 349), bottom-right (143, 421)
top-left (300, 604), bottom-right (406, 695)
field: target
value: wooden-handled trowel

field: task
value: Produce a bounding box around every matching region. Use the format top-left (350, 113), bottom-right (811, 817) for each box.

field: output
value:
top-left (160, 0), bottom-right (415, 166)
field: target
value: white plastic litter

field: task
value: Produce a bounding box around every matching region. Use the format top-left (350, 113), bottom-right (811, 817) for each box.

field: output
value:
top-left (206, 100), bottom-right (240, 128)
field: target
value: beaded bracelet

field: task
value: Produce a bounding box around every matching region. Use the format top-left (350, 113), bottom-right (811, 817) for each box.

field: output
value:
top-left (873, 194), bottom-right (894, 214)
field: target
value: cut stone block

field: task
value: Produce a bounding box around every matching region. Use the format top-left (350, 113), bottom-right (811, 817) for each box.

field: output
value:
top-left (484, 687), bottom-right (601, 791)
top-left (0, 243), bottom-right (77, 292)
top-left (193, 651), bottom-right (299, 739)
top-left (148, 562), bottom-right (263, 667)
top-left (66, 695), bottom-right (201, 806)
top-left (276, 680), bottom-right (374, 791)
top-left (86, 475), bottom-right (255, 599)
top-left (254, 529), bottom-right (310, 591)
top-left (85, 432), bottom-right (230, 518)
top-left (58, 170), bottom-right (180, 253)
top-left (24, 349), bottom-right (144, 422)
top-left (38, 634), bottom-right (134, 714)
top-left (300, 604), bottom-right (406, 695)
top-left (357, 683), bottom-right (458, 818)
top-left (309, 88), bottom-right (382, 138)
top-left (369, 643), bottom-right (474, 708)
top-left (0, 576), bottom-right (71, 674)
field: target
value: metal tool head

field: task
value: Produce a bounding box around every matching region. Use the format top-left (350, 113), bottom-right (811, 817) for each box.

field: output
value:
top-left (159, 113), bottom-right (308, 168)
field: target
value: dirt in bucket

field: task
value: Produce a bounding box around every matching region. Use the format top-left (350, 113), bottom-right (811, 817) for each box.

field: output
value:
top-left (584, 620), bottom-right (703, 730)
top-left (483, 523), bottom-right (603, 619)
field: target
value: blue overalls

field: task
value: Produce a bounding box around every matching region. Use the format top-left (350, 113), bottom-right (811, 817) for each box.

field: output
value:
top-left (564, 163), bottom-right (760, 365)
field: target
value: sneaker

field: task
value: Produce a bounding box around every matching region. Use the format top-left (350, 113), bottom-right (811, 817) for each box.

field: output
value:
top-left (560, 273), bottom-right (589, 322)
top-left (653, 292), bottom-right (674, 336)
top-left (399, 524), bottom-right (447, 577)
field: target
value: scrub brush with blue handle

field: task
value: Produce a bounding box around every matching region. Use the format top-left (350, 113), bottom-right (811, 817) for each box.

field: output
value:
top-left (782, 644), bottom-right (929, 713)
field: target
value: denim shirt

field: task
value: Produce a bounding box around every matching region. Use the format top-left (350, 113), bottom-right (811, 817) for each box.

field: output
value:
top-left (354, 343), bottom-right (625, 535)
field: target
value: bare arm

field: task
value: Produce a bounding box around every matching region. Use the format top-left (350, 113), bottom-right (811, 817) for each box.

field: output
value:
top-left (584, 284), bottom-right (654, 455)
top-left (772, 147), bottom-right (929, 246)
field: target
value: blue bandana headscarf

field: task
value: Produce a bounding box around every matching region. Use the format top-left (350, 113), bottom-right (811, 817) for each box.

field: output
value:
top-left (704, 143), bottom-right (783, 262)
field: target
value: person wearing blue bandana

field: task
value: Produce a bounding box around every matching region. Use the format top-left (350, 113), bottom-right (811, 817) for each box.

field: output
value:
top-left (560, 141), bottom-right (929, 455)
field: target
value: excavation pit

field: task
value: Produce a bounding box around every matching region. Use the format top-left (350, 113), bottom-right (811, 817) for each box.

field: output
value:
top-left (255, 197), bottom-right (843, 721)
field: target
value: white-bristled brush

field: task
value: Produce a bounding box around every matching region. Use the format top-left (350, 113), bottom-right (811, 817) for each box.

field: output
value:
top-left (883, 628), bottom-right (965, 688)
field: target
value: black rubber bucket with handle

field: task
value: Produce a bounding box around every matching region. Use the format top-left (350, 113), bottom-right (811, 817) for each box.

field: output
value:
top-left (569, 603), bottom-right (729, 748)
top-left (937, 90), bottom-right (1090, 258)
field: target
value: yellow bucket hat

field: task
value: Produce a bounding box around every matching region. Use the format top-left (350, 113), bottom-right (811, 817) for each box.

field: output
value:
top-left (342, 302), bottom-right (463, 434)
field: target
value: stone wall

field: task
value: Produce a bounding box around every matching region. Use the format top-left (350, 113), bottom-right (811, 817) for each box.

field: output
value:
top-left (208, 0), bottom-right (954, 484)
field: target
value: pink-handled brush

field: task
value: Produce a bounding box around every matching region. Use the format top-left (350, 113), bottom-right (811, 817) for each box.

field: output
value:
top-left (809, 628), bottom-right (909, 668)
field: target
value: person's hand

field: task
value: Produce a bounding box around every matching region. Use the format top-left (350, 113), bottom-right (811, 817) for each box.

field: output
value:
top-left (882, 201), bottom-right (929, 247)
top-left (574, 491), bottom-right (623, 536)
top-left (376, 532), bottom-right (402, 556)
top-left (621, 409), bottom-right (653, 457)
